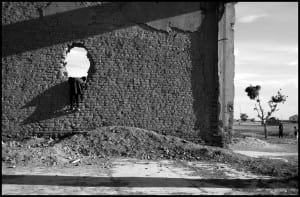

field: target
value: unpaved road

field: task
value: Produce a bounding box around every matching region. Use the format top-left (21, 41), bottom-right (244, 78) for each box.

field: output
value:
top-left (229, 136), bottom-right (298, 164)
top-left (2, 158), bottom-right (298, 195)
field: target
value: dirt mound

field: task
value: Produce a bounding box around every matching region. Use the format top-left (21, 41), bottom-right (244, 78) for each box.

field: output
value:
top-left (230, 137), bottom-right (280, 150)
top-left (238, 137), bottom-right (270, 146)
top-left (234, 137), bottom-right (276, 148)
top-left (2, 126), bottom-right (231, 166)
top-left (2, 126), bottom-right (298, 178)
top-left (56, 126), bottom-right (237, 162)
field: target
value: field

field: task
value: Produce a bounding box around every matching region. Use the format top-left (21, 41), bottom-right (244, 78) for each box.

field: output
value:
top-left (232, 121), bottom-right (298, 142)
top-left (230, 121), bottom-right (298, 163)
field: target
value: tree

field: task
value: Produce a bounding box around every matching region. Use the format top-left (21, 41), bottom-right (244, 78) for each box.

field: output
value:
top-left (240, 113), bottom-right (248, 121)
top-left (266, 117), bottom-right (280, 125)
top-left (245, 85), bottom-right (287, 139)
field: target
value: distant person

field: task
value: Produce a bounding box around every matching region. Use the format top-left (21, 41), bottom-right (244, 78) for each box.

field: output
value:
top-left (294, 126), bottom-right (298, 139)
top-left (278, 122), bottom-right (283, 138)
top-left (68, 76), bottom-right (87, 111)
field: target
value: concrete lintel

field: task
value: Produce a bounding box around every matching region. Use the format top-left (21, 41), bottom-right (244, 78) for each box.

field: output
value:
top-left (121, 2), bottom-right (206, 33)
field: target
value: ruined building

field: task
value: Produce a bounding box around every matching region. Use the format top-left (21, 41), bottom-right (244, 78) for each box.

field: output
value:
top-left (2, 2), bottom-right (235, 147)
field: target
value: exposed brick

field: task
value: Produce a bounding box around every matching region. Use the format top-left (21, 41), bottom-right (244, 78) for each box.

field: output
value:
top-left (2, 2), bottom-right (235, 147)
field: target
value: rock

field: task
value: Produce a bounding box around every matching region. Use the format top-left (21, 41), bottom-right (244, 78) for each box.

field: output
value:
top-left (71, 159), bottom-right (80, 164)
top-left (3, 156), bottom-right (10, 161)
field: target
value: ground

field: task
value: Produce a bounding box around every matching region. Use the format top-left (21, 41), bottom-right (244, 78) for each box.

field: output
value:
top-left (2, 123), bottom-right (298, 195)
top-left (230, 121), bottom-right (298, 165)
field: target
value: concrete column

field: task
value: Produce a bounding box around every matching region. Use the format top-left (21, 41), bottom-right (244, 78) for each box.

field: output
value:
top-left (217, 2), bottom-right (236, 147)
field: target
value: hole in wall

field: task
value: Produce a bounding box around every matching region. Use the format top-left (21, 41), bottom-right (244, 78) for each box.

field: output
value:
top-left (64, 44), bottom-right (91, 78)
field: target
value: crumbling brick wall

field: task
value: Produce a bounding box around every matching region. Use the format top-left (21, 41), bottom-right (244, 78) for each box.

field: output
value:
top-left (2, 2), bottom-right (234, 147)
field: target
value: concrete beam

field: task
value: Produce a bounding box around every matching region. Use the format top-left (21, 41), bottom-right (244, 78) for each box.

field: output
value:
top-left (121, 2), bottom-right (205, 33)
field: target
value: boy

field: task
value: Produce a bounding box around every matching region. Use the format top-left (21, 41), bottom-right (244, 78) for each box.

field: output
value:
top-left (68, 76), bottom-right (87, 111)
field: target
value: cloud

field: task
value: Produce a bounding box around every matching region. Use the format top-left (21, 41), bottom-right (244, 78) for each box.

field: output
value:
top-left (235, 79), bottom-right (263, 88)
top-left (234, 70), bottom-right (298, 90)
top-left (235, 77), bottom-right (298, 88)
top-left (288, 61), bottom-right (298, 66)
top-left (234, 42), bottom-right (298, 68)
top-left (234, 49), bottom-right (240, 56)
top-left (236, 42), bottom-right (298, 54)
top-left (235, 73), bottom-right (261, 80)
top-left (237, 14), bottom-right (268, 23)
top-left (260, 46), bottom-right (298, 54)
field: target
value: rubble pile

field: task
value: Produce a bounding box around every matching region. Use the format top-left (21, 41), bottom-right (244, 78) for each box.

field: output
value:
top-left (2, 126), bottom-right (298, 178)
top-left (229, 137), bottom-right (280, 150)
top-left (58, 126), bottom-right (236, 162)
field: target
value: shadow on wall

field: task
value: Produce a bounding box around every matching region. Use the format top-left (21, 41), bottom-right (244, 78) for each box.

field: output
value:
top-left (190, 3), bottom-right (221, 143)
top-left (21, 43), bottom-right (96, 125)
top-left (21, 81), bottom-right (72, 125)
top-left (2, 2), bottom-right (203, 57)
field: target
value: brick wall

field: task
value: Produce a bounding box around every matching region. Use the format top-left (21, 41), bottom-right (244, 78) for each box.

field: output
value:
top-left (2, 2), bottom-right (223, 145)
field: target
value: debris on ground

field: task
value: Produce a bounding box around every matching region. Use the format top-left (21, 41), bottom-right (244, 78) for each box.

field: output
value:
top-left (229, 137), bottom-right (281, 150)
top-left (2, 126), bottom-right (298, 178)
top-left (70, 159), bottom-right (80, 164)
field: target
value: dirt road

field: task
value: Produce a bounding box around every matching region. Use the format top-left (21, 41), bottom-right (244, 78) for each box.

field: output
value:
top-left (2, 158), bottom-right (298, 195)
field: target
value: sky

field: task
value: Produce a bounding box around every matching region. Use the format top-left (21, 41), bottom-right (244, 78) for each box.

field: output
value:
top-left (234, 2), bottom-right (298, 120)
top-left (65, 47), bottom-right (90, 77)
